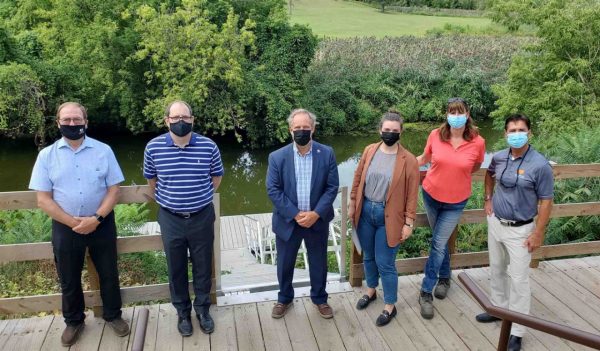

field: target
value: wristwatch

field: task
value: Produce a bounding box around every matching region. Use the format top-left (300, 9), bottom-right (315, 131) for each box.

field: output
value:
top-left (404, 222), bottom-right (414, 228)
top-left (94, 213), bottom-right (105, 223)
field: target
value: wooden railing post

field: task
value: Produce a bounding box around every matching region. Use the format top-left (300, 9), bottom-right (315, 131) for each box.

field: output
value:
top-left (498, 320), bottom-right (512, 351)
top-left (210, 193), bottom-right (221, 304)
top-left (448, 227), bottom-right (459, 256)
top-left (349, 244), bottom-right (363, 287)
top-left (85, 249), bottom-right (103, 317)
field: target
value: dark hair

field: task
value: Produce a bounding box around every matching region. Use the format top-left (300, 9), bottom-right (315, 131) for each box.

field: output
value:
top-left (439, 98), bottom-right (478, 142)
top-left (504, 114), bottom-right (531, 131)
top-left (378, 109), bottom-right (403, 130)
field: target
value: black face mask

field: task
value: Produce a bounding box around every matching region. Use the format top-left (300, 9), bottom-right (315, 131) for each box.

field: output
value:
top-left (293, 129), bottom-right (312, 146)
top-left (381, 132), bottom-right (400, 146)
top-left (59, 125), bottom-right (86, 140)
top-left (170, 121), bottom-right (193, 137)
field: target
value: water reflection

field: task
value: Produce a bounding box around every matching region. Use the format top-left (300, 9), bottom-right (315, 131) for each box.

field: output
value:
top-left (0, 121), bottom-right (503, 216)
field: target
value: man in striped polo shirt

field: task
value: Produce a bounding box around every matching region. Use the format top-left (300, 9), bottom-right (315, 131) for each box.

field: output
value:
top-left (143, 101), bottom-right (224, 336)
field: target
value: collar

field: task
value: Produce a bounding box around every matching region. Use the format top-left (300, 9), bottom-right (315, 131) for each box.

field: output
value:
top-left (293, 141), bottom-right (313, 156)
top-left (57, 136), bottom-right (92, 151)
top-left (165, 132), bottom-right (197, 147)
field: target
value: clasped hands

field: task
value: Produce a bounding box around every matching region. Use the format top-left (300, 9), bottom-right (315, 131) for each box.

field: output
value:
top-left (71, 216), bottom-right (100, 235)
top-left (295, 211), bottom-right (320, 228)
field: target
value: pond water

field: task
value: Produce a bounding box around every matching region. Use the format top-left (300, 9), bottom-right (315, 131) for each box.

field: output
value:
top-left (0, 121), bottom-right (503, 216)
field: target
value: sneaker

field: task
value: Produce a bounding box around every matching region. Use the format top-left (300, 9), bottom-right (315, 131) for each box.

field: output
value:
top-left (106, 317), bottom-right (130, 337)
top-left (61, 323), bottom-right (84, 347)
top-left (356, 293), bottom-right (377, 310)
top-left (271, 302), bottom-right (292, 319)
top-left (419, 291), bottom-right (434, 319)
top-left (434, 278), bottom-right (451, 299)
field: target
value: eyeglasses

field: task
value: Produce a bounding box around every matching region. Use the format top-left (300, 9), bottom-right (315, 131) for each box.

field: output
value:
top-left (167, 115), bottom-right (193, 123)
top-left (499, 146), bottom-right (531, 188)
top-left (58, 117), bottom-right (85, 124)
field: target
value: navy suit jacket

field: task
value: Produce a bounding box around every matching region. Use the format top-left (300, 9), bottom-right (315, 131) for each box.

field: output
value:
top-left (266, 141), bottom-right (339, 242)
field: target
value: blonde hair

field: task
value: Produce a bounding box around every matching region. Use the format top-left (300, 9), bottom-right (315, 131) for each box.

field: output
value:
top-left (56, 102), bottom-right (87, 120)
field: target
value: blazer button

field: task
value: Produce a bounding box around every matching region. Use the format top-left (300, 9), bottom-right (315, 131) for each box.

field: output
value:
top-left (385, 215), bottom-right (389, 218)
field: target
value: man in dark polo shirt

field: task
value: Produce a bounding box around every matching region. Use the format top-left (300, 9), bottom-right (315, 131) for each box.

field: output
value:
top-left (143, 100), bottom-right (224, 336)
top-left (475, 114), bottom-right (554, 351)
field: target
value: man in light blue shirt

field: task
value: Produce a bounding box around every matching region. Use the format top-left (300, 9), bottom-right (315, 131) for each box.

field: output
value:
top-left (29, 102), bottom-right (129, 346)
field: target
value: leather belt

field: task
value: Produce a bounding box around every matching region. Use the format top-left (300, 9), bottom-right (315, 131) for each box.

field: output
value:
top-left (164, 208), bottom-right (201, 219)
top-left (495, 216), bottom-right (534, 227)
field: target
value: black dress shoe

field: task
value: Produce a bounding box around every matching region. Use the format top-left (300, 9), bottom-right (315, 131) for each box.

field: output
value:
top-left (356, 293), bottom-right (377, 310)
top-left (178, 316), bottom-right (193, 337)
top-left (197, 312), bottom-right (215, 334)
top-left (375, 306), bottom-right (397, 327)
top-left (475, 312), bottom-right (501, 323)
top-left (508, 335), bottom-right (522, 351)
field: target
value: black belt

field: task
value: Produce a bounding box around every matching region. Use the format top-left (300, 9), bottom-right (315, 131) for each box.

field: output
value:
top-left (163, 208), bottom-right (202, 219)
top-left (495, 216), bottom-right (534, 227)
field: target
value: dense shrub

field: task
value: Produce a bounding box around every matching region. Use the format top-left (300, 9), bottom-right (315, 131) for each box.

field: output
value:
top-left (302, 35), bottom-right (533, 134)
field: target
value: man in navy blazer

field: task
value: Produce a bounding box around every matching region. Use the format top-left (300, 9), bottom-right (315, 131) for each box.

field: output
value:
top-left (267, 108), bottom-right (339, 319)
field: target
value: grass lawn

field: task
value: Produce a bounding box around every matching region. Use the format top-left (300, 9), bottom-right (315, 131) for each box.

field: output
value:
top-left (289, 0), bottom-right (493, 37)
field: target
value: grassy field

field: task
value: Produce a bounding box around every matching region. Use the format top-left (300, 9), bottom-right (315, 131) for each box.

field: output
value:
top-left (289, 0), bottom-right (493, 37)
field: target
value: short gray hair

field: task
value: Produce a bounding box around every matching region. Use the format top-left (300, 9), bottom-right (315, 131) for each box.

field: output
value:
top-left (379, 109), bottom-right (403, 130)
top-left (165, 100), bottom-right (193, 117)
top-left (287, 108), bottom-right (317, 128)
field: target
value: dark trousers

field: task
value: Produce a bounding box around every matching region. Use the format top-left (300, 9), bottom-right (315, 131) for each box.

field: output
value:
top-left (52, 212), bottom-right (122, 326)
top-left (158, 204), bottom-right (215, 317)
top-left (276, 225), bottom-right (328, 305)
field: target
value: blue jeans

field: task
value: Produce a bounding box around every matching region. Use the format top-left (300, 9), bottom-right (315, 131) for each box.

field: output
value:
top-left (357, 199), bottom-right (401, 304)
top-left (421, 189), bottom-right (468, 293)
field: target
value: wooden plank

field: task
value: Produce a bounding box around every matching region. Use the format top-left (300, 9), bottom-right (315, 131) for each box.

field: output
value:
top-left (154, 304), bottom-right (182, 351)
top-left (327, 294), bottom-right (374, 351)
top-left (98, 307), bottom-right (134, 351)
top-left (0, 318), bottom-right (19, 350)
top-left (2, 315), bottom-right (54, 351)
top-left (255, 302), bottom-right (292, 351)
top-left (382, 283), bottom-right (442, 350)
top-left (405, 274), bottom-right (495, 351)
top-left (344, 291), bottom-right (399, 351)
top-left (282, 299), bottom-right (319, 351)
top-left (301, 297), bottom-right (346, 351)
top-left (549, 259), bottom-right (600, 299)
top-left (141, 305), bottom-right (159, 351)
top-left (397, 276), bottom-right (467, 350)
top-left (70, 312), bottom-right (105, 351)
top-left (39, 316), bottom-right (67, 351)
top-left (467, 268), bottom-right (574, 351)
top-left (210, 305), bottom-right (237, 351)
top-left (233, 303), bottom-right (265, 351)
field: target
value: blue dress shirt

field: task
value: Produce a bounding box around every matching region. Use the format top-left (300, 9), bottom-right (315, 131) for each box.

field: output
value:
top-left (293, 142), bottom-right (313, 212)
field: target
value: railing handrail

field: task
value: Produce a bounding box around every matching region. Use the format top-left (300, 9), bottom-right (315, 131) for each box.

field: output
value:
top-left (458, 272), bottom-right (600, 350)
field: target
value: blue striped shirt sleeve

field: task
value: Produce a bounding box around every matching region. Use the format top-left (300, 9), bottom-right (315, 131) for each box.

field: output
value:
top-left (143, 147), bottom-right (157, 179)
top-left (210, 144), bottom-right (224, 177)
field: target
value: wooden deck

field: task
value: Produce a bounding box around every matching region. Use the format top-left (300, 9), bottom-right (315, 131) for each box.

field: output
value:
top-left (2, 256), bottom-right (600, 351)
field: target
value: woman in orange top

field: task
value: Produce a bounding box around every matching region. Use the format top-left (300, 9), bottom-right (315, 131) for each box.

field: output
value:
top-left (417, 98), bottom-right (485, 320)
top-left (349, 111), bottom-right (420, 326)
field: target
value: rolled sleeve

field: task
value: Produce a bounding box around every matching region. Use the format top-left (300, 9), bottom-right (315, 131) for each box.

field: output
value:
top-left (487, 154), bottom-right (497, 175)
top-left (29, 151), bottom-right (52, 191)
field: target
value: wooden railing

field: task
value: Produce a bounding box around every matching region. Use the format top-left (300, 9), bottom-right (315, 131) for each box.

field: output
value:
top-left (348, 163), bottom-right (600, 286)
top-left (459, 272), bottom-right (600, 350)
top-left (0, 187), bottom-right (221, 316)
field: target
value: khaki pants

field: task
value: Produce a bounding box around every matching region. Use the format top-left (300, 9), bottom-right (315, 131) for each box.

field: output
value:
top-left (487, 215), bottom-right (535, 337)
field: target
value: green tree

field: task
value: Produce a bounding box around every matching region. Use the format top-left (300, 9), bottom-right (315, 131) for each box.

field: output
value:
top-left (491, 0), bottom-right (600, 137)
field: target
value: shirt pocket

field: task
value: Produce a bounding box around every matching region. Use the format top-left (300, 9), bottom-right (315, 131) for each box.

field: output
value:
top-left (88, 156), bottom-right (109, 187)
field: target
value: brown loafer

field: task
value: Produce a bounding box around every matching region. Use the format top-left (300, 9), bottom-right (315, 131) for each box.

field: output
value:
top-left (315, 303), bottom-right (333, 319)
top-left (271, 302), bottom-right (292, 319)
top-left (61, 323), bottom-right (85, 346)
top-left (106, 317), bottom-right (130, 337)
